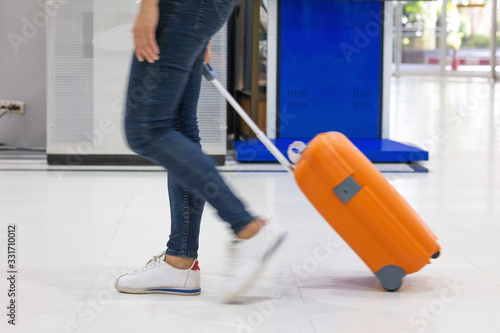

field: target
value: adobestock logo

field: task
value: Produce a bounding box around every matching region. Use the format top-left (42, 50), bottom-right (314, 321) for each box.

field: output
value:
top-left (235, 233), bottom-right (342, 332)
top-left (402, 277), bottom-right (467, 333)
top-left (7, 0), bottom-right (71, 53)
top-left (339, 9), bottom-right (387, 64)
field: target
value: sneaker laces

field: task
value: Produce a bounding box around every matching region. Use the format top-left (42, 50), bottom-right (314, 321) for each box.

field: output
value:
top-left (134, 251), bottom-right (166, 273)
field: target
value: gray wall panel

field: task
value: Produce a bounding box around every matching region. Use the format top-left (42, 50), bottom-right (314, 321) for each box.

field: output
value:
top-left (46, 0), bottom-right (227, 161)
top-left (0, 0), bottom-right (47, 149)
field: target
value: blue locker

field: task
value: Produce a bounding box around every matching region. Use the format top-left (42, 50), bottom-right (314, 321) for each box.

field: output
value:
top-left (279, 0), bottom-right (383, 139)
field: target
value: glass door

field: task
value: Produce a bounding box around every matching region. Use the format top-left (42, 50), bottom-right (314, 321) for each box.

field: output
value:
top-left (446, 0), bottom-right (492, 73)
top-left (393, 0), bottom-right (444, 74)
top-left (393, 0), bottom-right (499, 79)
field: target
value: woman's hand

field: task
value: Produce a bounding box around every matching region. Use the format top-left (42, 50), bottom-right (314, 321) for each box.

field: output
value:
top-left (133, 0), bottom-right (160, 63)
top-left (204, 40), bottom-right (212, 64)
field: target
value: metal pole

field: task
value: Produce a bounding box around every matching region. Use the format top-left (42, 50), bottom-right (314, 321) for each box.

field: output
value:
top-left (395, 2), bottom-right (403, 75)
top-left (440, 0), bottom-right (448, 74)
top-left (266, 0), bottom-right (278, 139)
top-left (250, 0), bottom-right (261, 128)
top-left (491, 0), bottom-right (498, 80)
top-left (382, 1), bottom-right (393, 139)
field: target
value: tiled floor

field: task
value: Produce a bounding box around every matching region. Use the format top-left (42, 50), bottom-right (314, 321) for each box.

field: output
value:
top-left (1, 77), bottom-right (499, 332)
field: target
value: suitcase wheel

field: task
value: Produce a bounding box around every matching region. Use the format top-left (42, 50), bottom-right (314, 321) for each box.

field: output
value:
top-left (375, 265), bottom-right (407, 292)
top-left (431, 251), bottom-right (440, 259)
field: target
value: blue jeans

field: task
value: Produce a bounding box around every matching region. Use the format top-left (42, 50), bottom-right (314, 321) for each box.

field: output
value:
top-left (125, 0), bottom-right (253, 259)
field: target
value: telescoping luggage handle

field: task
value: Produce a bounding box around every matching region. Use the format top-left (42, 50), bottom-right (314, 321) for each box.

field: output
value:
top-left (203, 63), bottom-right (294, 173)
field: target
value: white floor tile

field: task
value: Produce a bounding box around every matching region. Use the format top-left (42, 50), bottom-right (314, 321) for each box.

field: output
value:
top-left (0, 78), bottom-right (499, 332)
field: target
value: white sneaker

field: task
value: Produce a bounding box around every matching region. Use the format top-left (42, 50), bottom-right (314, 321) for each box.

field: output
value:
top-left (115, 252), bottom-right (201, 295)
top-left (223, 221), bottom-right (287, 302)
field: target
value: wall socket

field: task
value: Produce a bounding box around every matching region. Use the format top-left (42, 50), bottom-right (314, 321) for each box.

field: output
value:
top-left (0, 100), bottom-right (25, 114)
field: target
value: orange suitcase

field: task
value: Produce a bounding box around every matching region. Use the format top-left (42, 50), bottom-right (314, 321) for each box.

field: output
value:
top-left (204, 64), bottom-right (440, 291)
top-left (293, 132), bottom-right (440, 291)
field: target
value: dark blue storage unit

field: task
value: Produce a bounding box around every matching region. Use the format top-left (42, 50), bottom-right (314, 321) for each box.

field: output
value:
top-left (279, 0), bottom-right (382, 139)
top-left (234, 0), bottom-right (428, 163)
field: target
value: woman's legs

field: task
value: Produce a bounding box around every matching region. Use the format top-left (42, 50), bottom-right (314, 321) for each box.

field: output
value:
top-left (117, 0), bottom-right (286, 299)
top-left (125, 0), bottom-right (254, 260)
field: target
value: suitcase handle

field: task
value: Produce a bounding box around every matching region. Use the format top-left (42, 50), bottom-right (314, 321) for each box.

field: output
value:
top-left (203, 63), bottom-right (294, 173)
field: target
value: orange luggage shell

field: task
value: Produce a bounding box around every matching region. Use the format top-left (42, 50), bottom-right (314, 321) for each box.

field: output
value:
top-left (294, 132), bottom-right (440, 291)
